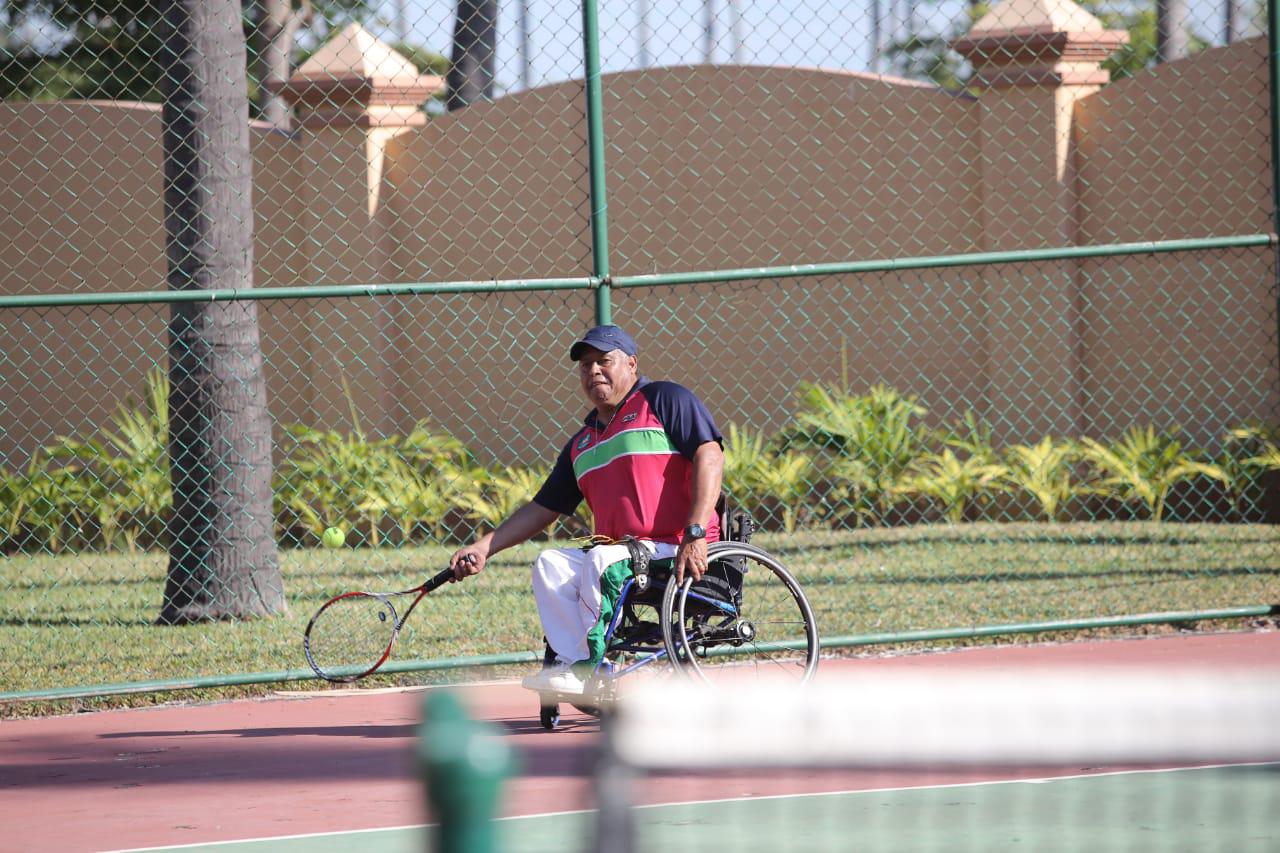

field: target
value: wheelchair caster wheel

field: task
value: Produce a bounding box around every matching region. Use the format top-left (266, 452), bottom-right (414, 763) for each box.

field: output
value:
top-left (540, 703), bottom-right (561, 730)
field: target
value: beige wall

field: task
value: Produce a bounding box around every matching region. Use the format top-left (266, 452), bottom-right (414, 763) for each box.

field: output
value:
top-left (1073, 37), bottom-right (1277, 448)
top-left (0, 39), bottom-right (1275, 468)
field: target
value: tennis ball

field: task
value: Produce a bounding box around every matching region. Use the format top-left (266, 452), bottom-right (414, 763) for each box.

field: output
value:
top-left (321, 526), bottom-right (345, 549)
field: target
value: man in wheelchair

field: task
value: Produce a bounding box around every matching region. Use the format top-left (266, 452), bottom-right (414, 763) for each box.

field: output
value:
top-left (448, 324), bottom-right (725, 697)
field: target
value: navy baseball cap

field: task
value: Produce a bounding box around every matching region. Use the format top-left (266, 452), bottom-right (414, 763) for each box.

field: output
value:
top-left (569, 325), bottom-right (638, 361)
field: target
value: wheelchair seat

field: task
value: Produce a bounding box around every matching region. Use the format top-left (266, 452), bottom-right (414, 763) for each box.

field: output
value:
top-left (627, 555), bottom-right (742, 612)
top-left (624, 502), bottom-right (755, 611)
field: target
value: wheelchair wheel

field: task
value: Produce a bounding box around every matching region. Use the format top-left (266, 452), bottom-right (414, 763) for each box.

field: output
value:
top-left (661, 541), bottom-right (819, 685)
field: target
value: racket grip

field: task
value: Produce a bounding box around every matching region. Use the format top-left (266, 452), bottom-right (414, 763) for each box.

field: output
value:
top-left (425, 566), bottom-right (457, 592)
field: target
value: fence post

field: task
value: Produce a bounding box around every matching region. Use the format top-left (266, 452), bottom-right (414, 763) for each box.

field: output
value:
top-left (582, 0), bottom-right (612, 325)
top-left (1269, 0), bottom-right (1280, 523)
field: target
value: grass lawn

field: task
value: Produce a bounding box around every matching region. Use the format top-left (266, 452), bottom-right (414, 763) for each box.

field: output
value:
top-left (1, 521), bottom-right (1277, 717)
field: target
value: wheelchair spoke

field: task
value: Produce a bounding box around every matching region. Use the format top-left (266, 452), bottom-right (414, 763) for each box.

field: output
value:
top-left (663, 541), bottom-right (819, 687)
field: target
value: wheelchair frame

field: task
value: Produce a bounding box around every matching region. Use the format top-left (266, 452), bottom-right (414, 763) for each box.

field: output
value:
top-left (537, 506), bottom-right (820, 730)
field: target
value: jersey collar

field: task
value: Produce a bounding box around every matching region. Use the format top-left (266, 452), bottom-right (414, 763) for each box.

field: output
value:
top-left (584, 376), bottom-right (650, 428)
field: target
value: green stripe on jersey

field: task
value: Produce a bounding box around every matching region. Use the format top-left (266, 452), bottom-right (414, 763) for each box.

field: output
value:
top-left (573, 428), bottom-right (679, 479)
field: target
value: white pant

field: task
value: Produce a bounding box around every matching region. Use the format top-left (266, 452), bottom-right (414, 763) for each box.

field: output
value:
top-left (532, 540), bottom-right (678, 664)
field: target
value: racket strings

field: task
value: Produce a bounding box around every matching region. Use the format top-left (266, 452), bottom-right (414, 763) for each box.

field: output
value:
top-left (305, 593), bottom-right (399, 680)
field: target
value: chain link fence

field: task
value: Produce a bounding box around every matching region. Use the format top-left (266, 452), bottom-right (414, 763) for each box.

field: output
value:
top-left (1, 0), bottom-right (1278, 702)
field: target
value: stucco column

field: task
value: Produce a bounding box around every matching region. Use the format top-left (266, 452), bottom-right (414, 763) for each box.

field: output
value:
top-left (271, 25), bottom-right (443, 438)
top-left (952, 0), bottom-right (1127, 443)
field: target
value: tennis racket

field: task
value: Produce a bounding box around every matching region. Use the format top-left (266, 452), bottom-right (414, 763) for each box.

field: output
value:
top-left (303, 567), bottom-right (456, 683)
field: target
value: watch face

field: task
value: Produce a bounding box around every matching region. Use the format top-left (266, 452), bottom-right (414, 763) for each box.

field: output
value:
top-left (685, 523), bottom-right (706, 540)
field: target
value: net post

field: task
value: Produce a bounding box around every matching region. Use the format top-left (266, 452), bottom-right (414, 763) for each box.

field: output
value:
top-left (420, 690), bottom-right (516, 853)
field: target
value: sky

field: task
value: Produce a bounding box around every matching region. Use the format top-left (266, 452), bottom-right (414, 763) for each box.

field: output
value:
top-left (354, 0), bottom-right (1254, 94)
top-left (355, 0), bottom-right (905, 90)
top-left (1, 0), bottom-right (1252, 91)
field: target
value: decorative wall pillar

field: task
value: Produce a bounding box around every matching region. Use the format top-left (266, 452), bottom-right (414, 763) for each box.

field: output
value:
top-left (273, 23), bottom-right (444, 215)
top-left (269, 25), bottom-right (444, 437)
top-left (951, 0), bottom-right (1127, 442)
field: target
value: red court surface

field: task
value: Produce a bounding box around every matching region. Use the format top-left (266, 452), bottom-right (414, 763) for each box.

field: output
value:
top-left (2, 630), bottom-right (1277, 853)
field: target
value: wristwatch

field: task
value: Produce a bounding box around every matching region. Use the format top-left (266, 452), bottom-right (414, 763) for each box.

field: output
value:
top-left (683, 523), bottom-right (707, 541)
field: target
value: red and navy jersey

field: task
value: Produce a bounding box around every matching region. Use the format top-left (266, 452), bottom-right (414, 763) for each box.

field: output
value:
top-left (533, 378), bottom-right (722, 543)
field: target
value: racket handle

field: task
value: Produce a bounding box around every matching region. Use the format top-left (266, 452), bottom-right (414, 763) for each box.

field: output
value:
top-left (424, 566), bottom-right (457, 593)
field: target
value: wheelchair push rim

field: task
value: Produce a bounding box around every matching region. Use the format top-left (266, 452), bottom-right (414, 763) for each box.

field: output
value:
top-left (661, 540), bottom-right (820, 686)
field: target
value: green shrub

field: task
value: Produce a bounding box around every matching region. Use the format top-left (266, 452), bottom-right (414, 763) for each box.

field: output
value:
top-left (1217, 423), bottom-right (1280, 521)
top-left (12, 372), bottom-right (1271, 557)
top-left (897, 448), bottom-right (1006, 524)
top-left (459, 463), bottom-right (547, 533)
top-left (46, 367), bottom-right (171, 552)
top-left (276, 419), bottom-right (472, 547)
top-left (722, 422), bottom-right (815, 532)
top-left (785, 383), bottom-right (930, 525)
top-left (939, 410), bottom-right (1000, 465)
top-left (1000, 437), bottom-right (1083, 523)
top-left (0, 453), bottom-right (89, 553)
top-left (1079, 426), bottom-right (1226, 521)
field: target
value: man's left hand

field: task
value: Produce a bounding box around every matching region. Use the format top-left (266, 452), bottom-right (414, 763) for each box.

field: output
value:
top-left (675, 537), bottom-right (708, 585)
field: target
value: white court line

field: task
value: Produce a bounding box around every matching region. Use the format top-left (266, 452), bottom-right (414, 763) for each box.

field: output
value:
top-left (102, 761), bottom-right (1277, 852)
top-left (626, 760), bottom-right (1280, 811)
top-left (101, 822), bottom-right (427, 853)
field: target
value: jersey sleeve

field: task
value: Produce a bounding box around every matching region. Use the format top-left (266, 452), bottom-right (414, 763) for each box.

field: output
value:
top-left (642, 381), bottom-right (723, 459)
top-left (532, 434), bottom-right (584, 515)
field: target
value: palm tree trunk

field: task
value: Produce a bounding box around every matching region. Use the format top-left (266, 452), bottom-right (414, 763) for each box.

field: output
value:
top-left (1224, 0), bottom-right (1247, 43)
top-left (703, 0), bottom-right (715, 63)
top-left (395, 0), bottom-right (409, 42)
top-left (637, 0), bottom-right (651, 68)
top-left (728, 0), bottom-right (743, 63)
top-left (158, 0), bottom-right (283, 624)
top-left (1157, 0), bottom-right (1190, 62)
top-left (249, 0), bottom-right (312, 129)
top-left (447, 0), bottom-right (497, 111)
top-left (871, 0), bottom-right (882, 73)
top-left (517, 0), bottom-right (531, 89)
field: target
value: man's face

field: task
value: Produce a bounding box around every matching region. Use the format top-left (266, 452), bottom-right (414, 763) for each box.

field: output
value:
top-left (577, 347), bottom-right (638, 411)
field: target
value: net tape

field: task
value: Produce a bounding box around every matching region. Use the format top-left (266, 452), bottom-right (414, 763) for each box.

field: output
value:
top-left (607, 669), bottom-right (1280, 769)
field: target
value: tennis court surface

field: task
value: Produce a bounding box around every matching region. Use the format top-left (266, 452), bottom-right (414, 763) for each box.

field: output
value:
top-left (3, 630), bottom-right (1278, 853)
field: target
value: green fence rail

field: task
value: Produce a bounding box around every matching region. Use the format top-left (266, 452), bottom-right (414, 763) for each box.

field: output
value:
top-left (2, 234), bottom-right (1272, 310)
top-left (1, 0), bottom-right (1278, 705)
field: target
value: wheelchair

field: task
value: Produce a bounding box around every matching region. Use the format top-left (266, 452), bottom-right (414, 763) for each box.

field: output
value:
top-left (538, 504), bottom-right (820, 730)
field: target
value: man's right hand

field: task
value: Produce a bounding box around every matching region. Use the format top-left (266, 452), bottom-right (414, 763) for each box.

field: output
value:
top-left (449, 548), bottom-right (486, 580)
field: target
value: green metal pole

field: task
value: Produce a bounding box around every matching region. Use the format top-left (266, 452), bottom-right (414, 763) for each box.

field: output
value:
top-left (0, 277), bottom-right (595, 310)
top-left (581, 0), bottom-right (612, 325)
top-left (1270, 0), bottom-right (1280, 522)
top-left (820, 605), bottom-right (1280, 651)
top-left (5, 606), bottom-right (1275, 705)
top-left (0, 650), bottom-right (542, 704)
top-left (609, 234), bottom-right (1276, 289)
top-left (2, 236), bottom-right (1270, 311)
top-left (1271, 0), bottom-right (1280, 237)
top-left (691, 605), bottom-right (1279, 660)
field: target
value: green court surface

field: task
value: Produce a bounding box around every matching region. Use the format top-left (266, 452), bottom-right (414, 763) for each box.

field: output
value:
top-left (121, 763), bottom-right (1279, 852)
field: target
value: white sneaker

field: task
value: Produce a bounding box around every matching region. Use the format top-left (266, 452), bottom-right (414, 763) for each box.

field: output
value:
top-left (521, 663), bottom-right (586, 695)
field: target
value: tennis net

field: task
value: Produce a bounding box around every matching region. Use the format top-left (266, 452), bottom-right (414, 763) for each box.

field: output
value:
top-left (592, 667), bottom-right (1280, 852)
